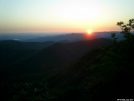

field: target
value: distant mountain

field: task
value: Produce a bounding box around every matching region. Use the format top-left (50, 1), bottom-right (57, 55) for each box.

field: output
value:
top-left (25, 32), bottom-right (126, 42)
top-left (0, 33), bottom-right (59, 41)
top-left (25, 33), bottom-right (99, 42)
top-left (0, 32), bottom-right (125, 42)
top-left (0, 38), bottom-right (111, 80)
top-left (93, 32), bottom-right (125, 40)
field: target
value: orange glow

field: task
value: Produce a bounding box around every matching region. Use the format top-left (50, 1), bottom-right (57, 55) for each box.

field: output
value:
top-left (87, 29), bottom-right (92, 35)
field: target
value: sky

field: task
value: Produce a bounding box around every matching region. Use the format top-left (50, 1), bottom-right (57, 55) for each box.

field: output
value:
top-left (0, 0), bottom-right (134, 33)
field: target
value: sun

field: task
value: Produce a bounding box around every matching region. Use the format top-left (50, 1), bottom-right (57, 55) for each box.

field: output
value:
top-left (87, 29), bottom-right (92, 34)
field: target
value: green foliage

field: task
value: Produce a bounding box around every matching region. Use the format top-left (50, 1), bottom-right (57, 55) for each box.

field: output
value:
top-left (0, 82), bottom-right (56, 101)
top-left (111, 33), bottom-right (117, 43)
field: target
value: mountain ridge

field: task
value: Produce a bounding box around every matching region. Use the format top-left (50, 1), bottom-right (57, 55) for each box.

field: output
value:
top-left (0, 38), bottom-right (111, 80)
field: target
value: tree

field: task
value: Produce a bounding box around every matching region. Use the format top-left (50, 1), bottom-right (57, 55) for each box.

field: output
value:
top-left (117, 19), bottom-right (134, 43)
top-left (113, 19), bottom-right (134, 67)
top-left (117, 19), bottom-right (134, 33)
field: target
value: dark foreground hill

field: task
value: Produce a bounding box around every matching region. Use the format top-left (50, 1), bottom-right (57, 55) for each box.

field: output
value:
top-left (0, 40), bottom-right (54, 68)
top-left (0, 38), bottom-right (111, 80)
top-left (0, 40), bottom-right (54, 50)
top-left (45, 44), bottom-right (134, 101)
top-left (1, 38), bottom-right (134, 101)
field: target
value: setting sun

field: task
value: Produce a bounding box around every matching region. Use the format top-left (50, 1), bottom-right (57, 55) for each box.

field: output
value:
top-left (87, 29), bottom-right (92, 34)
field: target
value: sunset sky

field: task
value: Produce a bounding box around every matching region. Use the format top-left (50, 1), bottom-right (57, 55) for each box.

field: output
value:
top-left (0, 0), bottom-right (134, 33)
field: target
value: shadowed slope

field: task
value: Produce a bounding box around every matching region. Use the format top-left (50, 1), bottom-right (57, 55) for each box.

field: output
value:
top-left (0, 38), bottom-right (111, 80)
top-left (0, 40), bottom-right (54, 67)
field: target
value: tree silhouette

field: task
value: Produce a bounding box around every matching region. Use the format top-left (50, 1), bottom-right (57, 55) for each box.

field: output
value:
top-left (113, 19), bottom-right (134, 67)
top-left (117, 19), bottom-right (134, 42)
top-left (117, 19), bottom-right (134, 33)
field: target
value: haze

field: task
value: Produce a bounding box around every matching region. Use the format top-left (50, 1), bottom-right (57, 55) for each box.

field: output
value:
top-left (0, 0), bottom-right (134, 33)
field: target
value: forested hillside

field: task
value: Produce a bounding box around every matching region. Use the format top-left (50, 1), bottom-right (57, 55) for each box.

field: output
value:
top-left (0, 19), bottom-right (134, 101)
top-left (0, 38), bottom-right (111, 80)
top-left (0, 40), bottom-right (54, 68)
